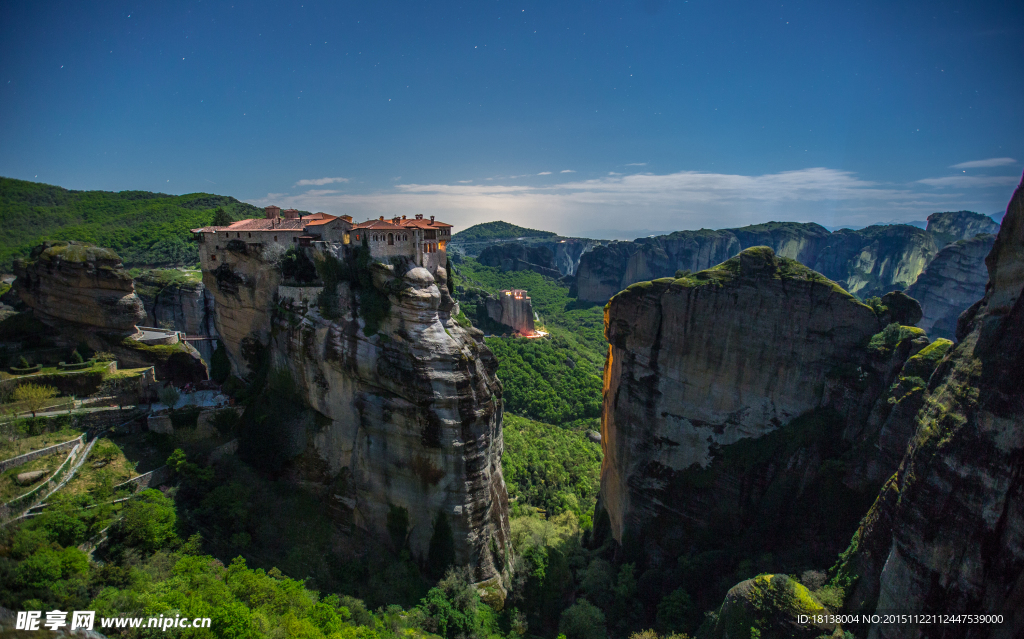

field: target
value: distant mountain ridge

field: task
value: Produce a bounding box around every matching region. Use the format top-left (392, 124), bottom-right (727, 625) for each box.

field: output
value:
top-left (573, 213), bottom-right (1000, 304)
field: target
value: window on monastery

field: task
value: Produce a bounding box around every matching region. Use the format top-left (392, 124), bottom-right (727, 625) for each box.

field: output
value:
top-left (388, 233), bottom-right (394, 245)
top-left (274, 236), bottom-right (278, 241)
top-left (211, 255), bottom-right (217, 261)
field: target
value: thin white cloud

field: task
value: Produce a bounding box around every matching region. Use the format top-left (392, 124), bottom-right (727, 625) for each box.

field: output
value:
top-left (560, 169), bottom-right (575, 173)
top-left (950, 158), bottom-right (1016, 169)
top-left (916, 175), bottom-right (1020, 188)
top-left (457, 180), bottom-right (473, 183)
top-left (625, 162), bottom-right (647, 166)
top-left (294, 176), bottom-right (350, 187)
top-left (249, 166), bottom-right (1015, 237)
top-left (303, 189), bottom-right (341, 196)
top-left (538, 171), bottom-right (552, 175)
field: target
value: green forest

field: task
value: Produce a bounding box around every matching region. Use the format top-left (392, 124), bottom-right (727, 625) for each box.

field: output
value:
top-left (0, 177), bottom-right (262, 271)
top-left (452, 222), bottom-right (557, 243)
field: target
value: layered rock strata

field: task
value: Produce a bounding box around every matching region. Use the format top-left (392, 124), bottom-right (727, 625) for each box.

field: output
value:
top-left (204, 244), bottom-right (511, 587)
top-left (837, 175), bottom-right (1024, 638)
top-left (905, 234), bottom-right (996, 340)
top-left (13, 241), bottom-right (146, 333)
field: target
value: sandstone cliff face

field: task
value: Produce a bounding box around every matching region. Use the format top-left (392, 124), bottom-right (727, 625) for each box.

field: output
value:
top-left (812, 225), bottom-right (938, 299)
top-left (485, 291), bottom-right (535, 335)
top-left (477, 242), bottom-right (561, 278)
top-left (598, 247), bottom-right (895, 566)
top-left (574, 222), bottom-right (931, 304)
top-left (200, 242), bottom-right (283, 376)
top-left (904, 234), bottom-right (995, 340)
top-left (730, 221), bottom-right (831, 265)
top-left (549, 239), bottom-right (597, 276)
top-left (136, 272), bottom-right (219, 363)
top-left (926, 210), bottom-right (1001, 243)
top-left (204, 246), bottom-right (511, 587)
top-left (13, 241), bottom-right (146, 333)
top-left (453, 236), bottom-right (599, 277)
top-left (837, 176), bottom-right (1024, 638)
top-left (574, 221), bottom-right (967, 304)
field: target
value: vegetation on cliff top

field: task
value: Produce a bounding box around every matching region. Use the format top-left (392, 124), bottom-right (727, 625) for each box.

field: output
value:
top-left (610, 248), bottom-right (857, 307)
top-left (0, 176), bottom-right (262, 271)
top-left (452, 221), bottom-right (557, 243)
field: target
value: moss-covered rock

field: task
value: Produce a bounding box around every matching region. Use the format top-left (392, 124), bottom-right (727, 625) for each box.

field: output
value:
top-left (12, 241), bottom-right (145, 333)
top-left (699, 574), bottom-right (833, 639)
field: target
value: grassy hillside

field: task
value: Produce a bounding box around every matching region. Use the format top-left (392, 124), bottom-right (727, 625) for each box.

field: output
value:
top-left (0, 177), bottom-right (263, 271)
top-left (452, 220), bottom-right (557, 243)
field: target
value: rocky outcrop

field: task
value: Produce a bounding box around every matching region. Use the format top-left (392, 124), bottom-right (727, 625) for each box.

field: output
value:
top-left (135, 270), bottom-right (218, 363)
top-left (596, 248), bottom-right (915, 573)
top-left (926, 210), bottom-right (1001, 243)
top-left (812, 225), bottom-right (938, 299)
top-left (698, 574), bottom-right (831, 639)
top-left (204, 244), bottom-right (511, 588)
top-left (485, 290), bottom-right (535, 335)
top-left (730, 221), bottom-right (831, 265)
top-left (550, 239), bottom-right (597, 276)
top-left (478, 242), bottom-right (561, 278)
top-left (12, 241), bottom-right (146, 333)
top-left (574, 221), bottom-right (974, 304)
top-left (904, 234), bottom-right (996, 340)
top-left (573, 230), bottom-right (741, 303)
top-left (574, 222), bottom-right (930, 303)
top-left (452, 233), bottom-right (599, 277)
top-left (835, 175), bottom-right (1024, 638)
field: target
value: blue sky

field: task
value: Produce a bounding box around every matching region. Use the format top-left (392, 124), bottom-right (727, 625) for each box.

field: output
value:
top-left (1, 0), bottom-right (1022, 237)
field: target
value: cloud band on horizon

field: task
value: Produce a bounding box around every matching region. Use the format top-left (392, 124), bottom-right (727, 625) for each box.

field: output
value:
top-left (255, 167), bottom-right (1019, 237)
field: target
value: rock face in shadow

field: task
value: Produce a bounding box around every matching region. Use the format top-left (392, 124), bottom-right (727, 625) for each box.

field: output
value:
top-left (835, 175), bottom-right (1024, 639)
top-left (204, 246), bottom-right (511, 589)
top-left (596, 247), bottom-right (915, 573)
top-left (12, 241), bottom-right (146, 333)
top-left (905, 234), bottom-right (996, 340)
top-left (926, 210), bottom-right (1001, 242)
top-left (135, 271), bottom-right (219, 363)
top-left (478, 242), bottom-right (561, 278)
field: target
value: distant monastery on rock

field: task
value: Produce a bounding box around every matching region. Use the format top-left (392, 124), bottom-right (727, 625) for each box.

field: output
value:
top-left (191, 205), bottom-right (453, 272)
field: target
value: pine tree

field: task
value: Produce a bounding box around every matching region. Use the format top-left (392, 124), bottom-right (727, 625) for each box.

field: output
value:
top-left (212, 207), bottom-right (234, 227)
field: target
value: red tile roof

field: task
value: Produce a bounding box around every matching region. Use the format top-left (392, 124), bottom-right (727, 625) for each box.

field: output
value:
top-left (354, 220), bottom-right (405, 230)
top-left (304, 215), bottom-right (343, 226)
top-left (398, 218), bottom-right (453, 229)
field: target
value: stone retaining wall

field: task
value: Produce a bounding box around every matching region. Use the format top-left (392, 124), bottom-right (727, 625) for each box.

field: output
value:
top-left (113, 465), bottom-right (173, 492)
top-left (0, 434), bottom-right (84, 473)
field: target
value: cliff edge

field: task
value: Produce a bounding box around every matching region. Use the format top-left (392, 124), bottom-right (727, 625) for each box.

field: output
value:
top-left (835, 174), bottom-right (1024, 638)
top-left (203, 243), bottom-right (511, 589)
top-left (598, 247), bottom-right (897, 570)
